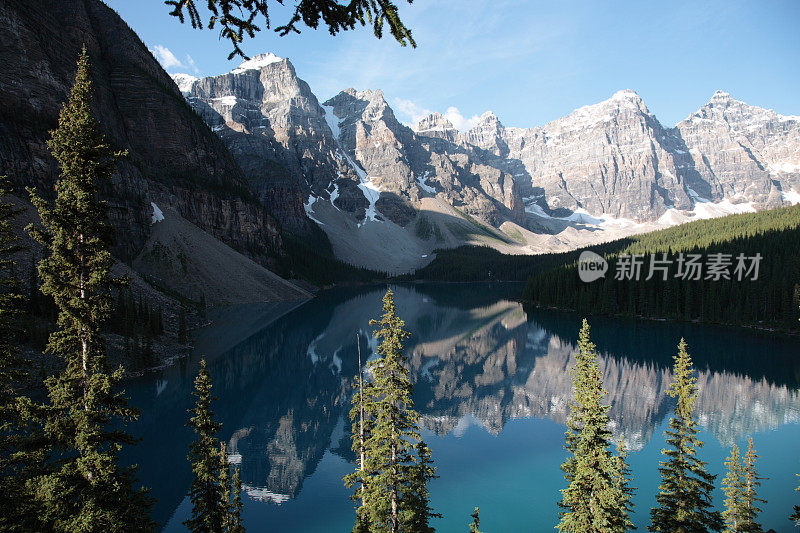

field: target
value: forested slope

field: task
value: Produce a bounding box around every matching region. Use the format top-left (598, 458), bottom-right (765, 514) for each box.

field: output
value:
top-left (523, 204), bottom-right (800, 332)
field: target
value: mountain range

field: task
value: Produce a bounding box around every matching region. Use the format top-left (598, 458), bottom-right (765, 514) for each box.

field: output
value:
top-left (172, 54), bottom-right (800, 272)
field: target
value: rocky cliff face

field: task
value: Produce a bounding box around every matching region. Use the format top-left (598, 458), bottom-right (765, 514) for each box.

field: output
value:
top-left (182, 54), bottom-right (361, 234)
top-left (674, 90), bottom-right (800, 204)
top-left (480, 90), bottom-right (693, 220)
top-left (0, 0), bottom-right (282, 266)
top-left (323, 88), bottom-right (524, 226)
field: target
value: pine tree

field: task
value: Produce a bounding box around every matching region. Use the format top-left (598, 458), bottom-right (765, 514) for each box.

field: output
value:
top-left (26, 47), bottom-right (154, 532)
top-left (740, 439), bottom-right (764, 532)
top-left (722, 444), bottom-right (747, 533)
top-left (185, 359), bottom-right (227, 532)
top-left (469, 507), bottom-right (482, 533)
top-left (558, 319), bottom-right (633, 532)
top-left (649, 338), bottom-right (722, 532)
top-left (405, 441), bottom-right (441, 532)
top-left (358, 289), bottom-right (421, 533)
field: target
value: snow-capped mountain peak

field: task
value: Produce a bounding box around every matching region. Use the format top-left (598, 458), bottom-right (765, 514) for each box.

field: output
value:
top-left (230, 52), bottom-right (283, 74)
top-left (171, 73), bottom-right (198, 93)
top-left (611, 88), bottom-right (642, 101)
top-left (415, 112), bottom-right (456, 132)
top-left (711, 89), bottom-right (732, 101)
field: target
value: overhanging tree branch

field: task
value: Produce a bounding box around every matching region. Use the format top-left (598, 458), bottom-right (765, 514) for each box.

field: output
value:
top-left (164, 0), bottom-right (415, 60)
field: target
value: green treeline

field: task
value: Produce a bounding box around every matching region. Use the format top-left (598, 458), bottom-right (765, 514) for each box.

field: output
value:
top-left (524, 205), bottom-right (800, 332)
top-left (403, 245), bottom-right (577, 282)
top-left (280, 232), bottom-right (388, 286)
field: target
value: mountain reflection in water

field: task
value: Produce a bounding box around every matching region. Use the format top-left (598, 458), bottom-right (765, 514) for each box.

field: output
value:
top-left (122, 283), bottom-right (800, 531)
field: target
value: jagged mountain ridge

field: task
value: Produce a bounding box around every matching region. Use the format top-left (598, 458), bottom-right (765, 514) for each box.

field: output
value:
top-left (173, 54), bottom-right (800, 272)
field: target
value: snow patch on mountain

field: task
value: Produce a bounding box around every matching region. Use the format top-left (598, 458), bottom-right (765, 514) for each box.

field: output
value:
top-left (769, 161), bottom-right (800, 174)
top-left (303, 196), bottom-right (325, 226)
top-left (150, 202), bottom-right (164, 224)
top-left (358, 179), bottom-right (382, 226)
top-left (230, 53), bottom-right (282, 74)
top-left (322, 104), bottom-right (385, 225)
top-left (548, 89), bottom-right (644, 136)
top-left (656, 197), bottom-right (756, 225)
top-left (782, 189), bottom-right (800, 205)
top-left (329, 182), bottom-right (340, 207)
top-left (212, 95), bottom-right (238, 107)
top-left (417, 171), bottom-right (436, 194)
top-left (322, 104), bottom-right (341, 141)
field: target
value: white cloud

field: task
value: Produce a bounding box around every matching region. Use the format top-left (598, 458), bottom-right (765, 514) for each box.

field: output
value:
top-left (394, 98), bottom-right (431, 127)
top-left (442, 106), bottom-right (481, 131)
top-left (393, 98), bottom-right (482, 132)
top-left (149, 45), bottom-right (185, 70)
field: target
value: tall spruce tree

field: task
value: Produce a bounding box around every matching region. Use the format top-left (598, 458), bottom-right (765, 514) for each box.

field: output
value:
top-left (740, 438), bottom-right (764, 532)
top-left (722, 440), bottom-right (764, 533)
top-left (219, 442), bottom-right (232, 530)
top-left (185, 359), bottom-right (227, 532)
top-left (649, 338), bottom-right (721, 532)
top-left (26, 47), bottom-right (154, 532)
top-left (558, 319), bottom-right (633, 533)
top-left (218, 441), bottom-right (245, 532)
top-left (405, 440), bottom-right (441, 532)
top-left (722, 444), bottom-right (747, 532)
top-left (351, 289), bottom-right (422, 533)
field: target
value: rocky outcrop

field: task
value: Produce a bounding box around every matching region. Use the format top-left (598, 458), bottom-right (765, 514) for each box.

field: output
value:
top-left (183, 54), bottom-right (361, 233)
top-left (323, 89), bottom-right (525, 225)
top-left (485, 90), bottom-right (694, 219)
top-left (0, 0), bottom-right (283, 267)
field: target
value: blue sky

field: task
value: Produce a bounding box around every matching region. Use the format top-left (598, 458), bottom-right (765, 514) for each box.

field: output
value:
top-left (106, 0), bottom-right (799, 130)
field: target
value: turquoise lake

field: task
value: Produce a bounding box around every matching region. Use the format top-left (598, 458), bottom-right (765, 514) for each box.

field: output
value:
top-left (122, 283), bottom-right (800, 532)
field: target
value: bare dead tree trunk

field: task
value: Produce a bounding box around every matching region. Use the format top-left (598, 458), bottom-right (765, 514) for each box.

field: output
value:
top-left (391, 433), bottom-right (398, 533)
top-left (79, 232), bottom-right (88, 411)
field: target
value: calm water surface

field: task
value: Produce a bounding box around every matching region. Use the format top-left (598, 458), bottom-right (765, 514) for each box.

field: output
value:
top-left (122, 283), bottom-right (800, 532)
